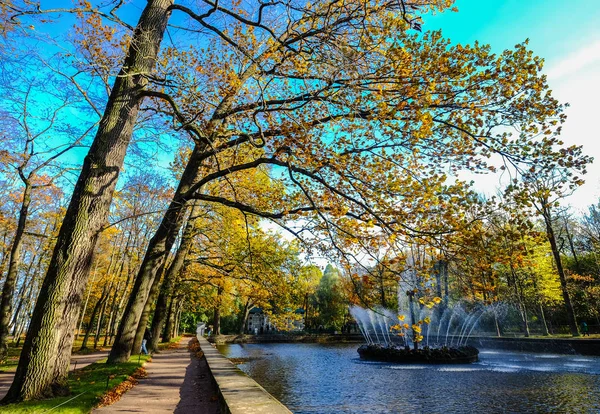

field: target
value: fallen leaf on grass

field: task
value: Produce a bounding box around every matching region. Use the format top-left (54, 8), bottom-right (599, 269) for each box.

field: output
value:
top-left (96, 367), bottom-right (147, 408)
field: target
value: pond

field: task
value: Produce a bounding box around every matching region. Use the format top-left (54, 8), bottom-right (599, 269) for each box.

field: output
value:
top-left (217, 343), bottom-right (600, 413)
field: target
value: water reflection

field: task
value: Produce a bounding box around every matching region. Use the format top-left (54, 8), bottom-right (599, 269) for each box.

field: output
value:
top-left (217, 343), bottom-right (600, 413)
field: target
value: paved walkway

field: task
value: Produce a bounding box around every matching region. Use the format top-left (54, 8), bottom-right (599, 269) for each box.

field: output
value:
top-left (93, 338), bottom-right (219, 413)
top-left (0, 350), bottom-right (109, 399)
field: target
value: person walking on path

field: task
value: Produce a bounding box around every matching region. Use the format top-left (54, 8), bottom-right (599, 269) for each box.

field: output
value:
top-left (581, 321), bottom-right (590, 337)
top-left (141, 328), bottom-right (152, 354)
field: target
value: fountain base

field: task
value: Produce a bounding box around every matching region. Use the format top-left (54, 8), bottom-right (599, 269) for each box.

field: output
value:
top-left (358, 344), bottom-right (479, 364)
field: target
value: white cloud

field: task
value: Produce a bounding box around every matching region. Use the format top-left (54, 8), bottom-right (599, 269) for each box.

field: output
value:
top-left (546, 39), bottom-right (600, 80)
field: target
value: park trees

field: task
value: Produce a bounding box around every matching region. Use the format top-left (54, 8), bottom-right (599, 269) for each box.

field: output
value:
top-left (0, 51), bottom-right (100, 360)
top-left (508, 155), bottom-right (590, 336)
top-left (313, 264), bottom-right (347, 331)
top-left (158, 199), bottom-right (317, 336)
top-left (107, 0), bottom-right (466, 362)
top-left (0, 0), bottom-right (588, 401)
top-left (76, 172), bottom-right (171, 351)
top-left (1, 0), bottom-right (173, 401)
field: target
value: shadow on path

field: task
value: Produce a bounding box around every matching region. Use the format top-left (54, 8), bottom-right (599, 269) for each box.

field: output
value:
top-left (93, 337), bottom-right (219, 413)
top-left (175, 341), bottom-right (219, 413)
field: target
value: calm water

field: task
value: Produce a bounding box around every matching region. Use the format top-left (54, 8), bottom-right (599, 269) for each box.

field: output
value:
top-left (217, 343), bottom-right (600, 413)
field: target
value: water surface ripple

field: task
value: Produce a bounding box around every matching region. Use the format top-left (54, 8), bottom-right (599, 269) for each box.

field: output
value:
top-left (217, 343), bottom-right (600, 413)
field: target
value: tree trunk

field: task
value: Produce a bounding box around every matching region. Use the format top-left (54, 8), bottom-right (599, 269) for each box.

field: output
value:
top-left (94, 283), bottom-right (111, 349)
top-left (110, 244), bottom-right (138, 344)
top-left (510, 266), bottom-right (529, 337)
top-left (174, 308), bottom-right (181, 337)
top-left (103, 281), bottom-right (121, 347)
top-left (543, 206), bottom-right (579, 336)
top-left (108, 143), bottom-right (208, 363)
top-left (1, 2), bottom-right (173, 401)
top-left (213, 287), bottom-right (223, 336)
top-left (539, 303), bottom-right (550, 336)
top-left (162, 296), bottom-right (175, 343)
top-left (0, 183), bottom-right (32, 359)
top-left (519, 302), bottom-right (530, 337)
top-left (0, 230), bottom-right (11, 282)
top-left (564, 219), bottom-right (581, 272)
top-left (76, 260), bottom-right (99, 341)
top-left (239, 299), bottom-right (252, 335)
top-left (10, 264), bottom-right (35, 337)
top-left (14, 260), bottom-right (41, 344)
top-left (149, 205), bottom-right (198, 351)
top-left (494, 313), bottom-right (502, 337)
top-left (105, 234), bottom-right (132, 347)
top-left (80, 292), bottom-right (105, 351)
top-left (131, 267), bottom-right (163, 354)
top-left (10, 236), bottom-right (43, 336)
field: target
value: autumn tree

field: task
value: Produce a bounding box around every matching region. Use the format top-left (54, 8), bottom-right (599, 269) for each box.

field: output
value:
top-left (76, 171), bottom-right (171, 351)
top-left (0, 0), bottom-right (175, 401)
top-left (509, 153), bottom-right (590, 336)
top-left (0, 54), bottom-right (99, 359)
top-left (1, 0), bottom-right (583, 401)
top-left (114, 1), bottom-right (586, 361)
top-left (312, 264), bottom-right (347, 330)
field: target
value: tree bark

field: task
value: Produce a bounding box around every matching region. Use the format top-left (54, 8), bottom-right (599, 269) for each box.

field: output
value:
top-left (10, 252), bottom-right (38, 336)
top-left (0, 230), bottom-right (11, 282)
top-left (539, 303), bottom-right (550, 336)
top-left (494, 313), bottom-right (502, 337)
top-left (103, 281), bottom-right (121, 347)
top-left (1, 1), bottom-right (173, 402)
top-left (563, 219), bottom-right (581, 272)
top-left (0, 182), bottom-right (32, 359)
top-left (174, 308), bottom-right (181, 337)
top-left (162, 296), bottom-right (175, 343)
top-left (76, 260), bottom-right (99, 341)
top-left (80, 291), bottom-right (105, 350)
top-left (131, 266), bottom-right (163, 354)
top-left (94, 283), bottom-right (112, 349)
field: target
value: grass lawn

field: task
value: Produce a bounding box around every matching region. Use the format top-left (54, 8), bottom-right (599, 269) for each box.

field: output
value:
top-left (0, 342), bottom-right (23, 373)
top-left (1, 338), bottom-right (107, 374)
top-left (1, 354), bottom-right (152, 413)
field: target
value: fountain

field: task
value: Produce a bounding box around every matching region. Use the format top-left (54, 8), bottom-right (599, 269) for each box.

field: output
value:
top-left (351, 304), bottom-right (481, 364)
top-left (348, 260), bottom-right (504, 363)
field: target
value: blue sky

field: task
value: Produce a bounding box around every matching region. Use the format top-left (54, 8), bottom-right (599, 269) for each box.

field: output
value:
top-left (425, 0), bottom-right (600, 210)
top-left (427, 0), bottom-right (600, 60)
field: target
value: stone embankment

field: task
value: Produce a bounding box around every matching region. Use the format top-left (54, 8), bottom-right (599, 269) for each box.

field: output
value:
top-left (467, 336), bottom-right (600, 356)
top-left (197, 334), bottom-right (292, 414)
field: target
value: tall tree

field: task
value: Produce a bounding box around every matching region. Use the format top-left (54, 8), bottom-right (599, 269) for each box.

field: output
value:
top-left (2, 0), bottom-right (173, 401)
top-left (509, 155), bottom-right (590, 336)
top-left (314, 264), bottom-right (347, 330)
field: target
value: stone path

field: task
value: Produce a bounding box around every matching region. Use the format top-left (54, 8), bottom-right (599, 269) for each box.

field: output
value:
top-left (0, 350), bottom-right (109, 399)
top-left (93, 338), bottom-right (219, 413)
